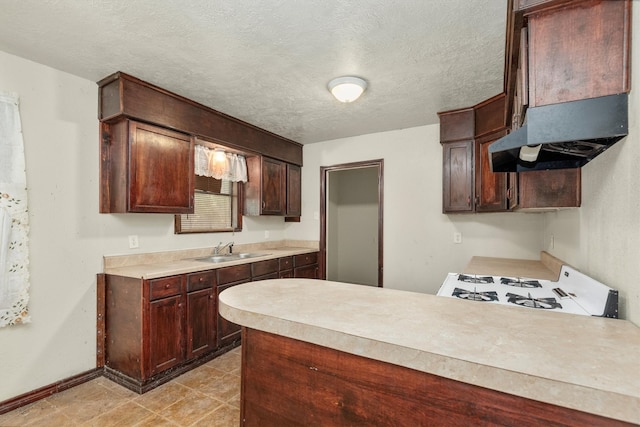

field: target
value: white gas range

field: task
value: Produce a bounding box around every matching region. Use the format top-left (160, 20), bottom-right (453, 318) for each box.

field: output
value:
top-left (437, 265), bottom-right (618, 318)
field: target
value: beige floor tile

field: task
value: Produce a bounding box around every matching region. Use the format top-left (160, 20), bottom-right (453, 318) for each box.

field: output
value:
top-left (192, 373), bottom-right (241, 402)
top-left (158, 393), bottom-right (223, 426)
top-left (47, 381), bottom-right (132, 423)
top-left (174, 366), bottom-right (226, 392)
top-left (81, 401), bottom-right (154, 427)
top-left (133, 382), bottom-right (192, 413)
top-left (227, 392), bottom-right (241, 409)
top-left (132, 414), bottom-right (179, 427)
top-left (0, 402), bottom-right (75, 427)
top-left (191, 403), bottom-right (240, 427)
top-left (206, 351), bottom-right (241, 374)
top-left (0, 346), bottom-right (243, 427)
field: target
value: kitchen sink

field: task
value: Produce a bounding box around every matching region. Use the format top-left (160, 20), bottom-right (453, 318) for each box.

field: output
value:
top-left (192, 253), bottom-right (269, 263)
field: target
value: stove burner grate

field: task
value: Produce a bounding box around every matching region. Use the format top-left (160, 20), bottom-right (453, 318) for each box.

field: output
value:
top-left (500, 277), bottom-right (542, 288)
top-left (506, 292), bottom-right (562, 310)
top-left (452, 287), bottom-right (499, 302)
top-left (457, 274), bottom-right (494, 284)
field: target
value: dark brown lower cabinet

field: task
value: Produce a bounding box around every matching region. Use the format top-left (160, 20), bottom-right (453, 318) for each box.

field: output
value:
top-left (293, 252), bottom-right (319, 278)
top-left (103, 252), bottom-right (321, 393)
top-left (186, 271), bottom-right (217, 359)
top-left (216, 264), bottom-right (251, 347)
top-left (241, 329), bottom-right (632, 427)
top-left (148, 293), bottom-right (184, 376)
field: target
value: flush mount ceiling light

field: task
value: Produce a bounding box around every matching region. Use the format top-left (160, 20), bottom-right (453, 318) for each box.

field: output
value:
top-left (328, 76), bottom-right (367, 103)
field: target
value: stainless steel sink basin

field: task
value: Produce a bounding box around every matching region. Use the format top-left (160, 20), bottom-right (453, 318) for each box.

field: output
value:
top-left (236, 253), bottom-right (270, 259)
top-left (192, 253), bottom-right (270, 263)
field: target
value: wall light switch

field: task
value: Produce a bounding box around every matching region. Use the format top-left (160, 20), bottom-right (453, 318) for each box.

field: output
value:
top-left (264, 230), bottom-right (270, 239)
top-left (453, 232), bottom-right (462, 244)
top-left (128, 235), bottom-right (139, 249)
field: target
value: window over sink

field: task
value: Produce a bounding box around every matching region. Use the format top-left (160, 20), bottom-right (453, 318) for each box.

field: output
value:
top-left (174, 175), bottom-right (243, 233)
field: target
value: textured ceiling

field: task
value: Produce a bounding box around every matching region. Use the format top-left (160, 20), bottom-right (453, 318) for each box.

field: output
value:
top-left (0, 0), bottom-right (507, 144)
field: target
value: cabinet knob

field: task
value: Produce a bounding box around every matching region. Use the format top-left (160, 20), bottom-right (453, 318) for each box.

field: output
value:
top-left (165, 284), bottom-right (170, 289)
top-left (467, 196), bottom-right (471, 206)
top-left (199, 277), bottom-right (204, 282)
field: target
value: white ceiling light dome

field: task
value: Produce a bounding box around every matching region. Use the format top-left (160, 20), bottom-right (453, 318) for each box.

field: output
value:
top-left (328, 76), bottom-right (367, 103)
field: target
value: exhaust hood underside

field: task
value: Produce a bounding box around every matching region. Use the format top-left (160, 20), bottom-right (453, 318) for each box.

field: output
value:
top-left (489, 94), bottom-right (628, 172)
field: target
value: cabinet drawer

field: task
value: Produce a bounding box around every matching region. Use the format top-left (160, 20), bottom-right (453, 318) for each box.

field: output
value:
top-left (294, 252), bottom-right (318, 267)
top-left (217, 264), bottom-right (251, 285)
top-left (252, 259), bottom-right (279, 278)
top-left (149, 276), bottom-right (183, 301)
top-left (187, 271), bottom-right (216, 292)
top-left (253, 272), bottom-right (279, 281)
top-left (279, 256), bottom-right (293, 271)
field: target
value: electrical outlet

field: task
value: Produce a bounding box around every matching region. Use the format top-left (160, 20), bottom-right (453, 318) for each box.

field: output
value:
top-left (453, 232), bottom-right (462, 244)
top-left (550, 234), bottom-right (555, 249)
top-left (128, 235), bottom-right (139, 249)
top-left (264, 230), bottom-right (270, 239)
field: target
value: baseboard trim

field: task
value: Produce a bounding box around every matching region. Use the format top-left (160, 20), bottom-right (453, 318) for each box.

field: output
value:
top-left (0, 368), bottom-right (102, 415)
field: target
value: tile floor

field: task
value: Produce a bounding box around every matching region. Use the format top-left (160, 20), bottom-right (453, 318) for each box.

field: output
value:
top-left (0, 347), bottom-right (241, 427)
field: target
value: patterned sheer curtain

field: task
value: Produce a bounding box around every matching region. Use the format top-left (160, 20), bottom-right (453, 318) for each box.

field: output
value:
top-left (194, 145), bottom-right (248, 182)
top-left (0, 91), bottom-right (30, 327)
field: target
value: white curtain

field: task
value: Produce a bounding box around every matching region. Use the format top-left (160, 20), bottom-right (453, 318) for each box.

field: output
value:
top-left (0, 91), bottom-right (30, 327)
top-left (194, 145), bottom-right (248, 182)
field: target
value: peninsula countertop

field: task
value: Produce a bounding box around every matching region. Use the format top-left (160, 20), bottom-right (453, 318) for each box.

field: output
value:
top-left (219, 279), bottom-right (640, 424)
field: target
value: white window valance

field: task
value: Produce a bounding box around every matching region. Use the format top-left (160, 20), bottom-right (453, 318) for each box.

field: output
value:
top-left (194, 145), bottom-right (248, 183)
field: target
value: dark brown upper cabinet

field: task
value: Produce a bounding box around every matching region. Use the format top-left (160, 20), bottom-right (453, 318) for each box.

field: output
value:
top-left (97, 72), bottom-right (304, 215)
top-left (244, 156), bottom-right (302, 217)
top-left (286, 163), bottom-right (302, 217)
top-left (100, 120), bottom-right (195, 213)
top-left (439, 94), bottom-right (515, 214)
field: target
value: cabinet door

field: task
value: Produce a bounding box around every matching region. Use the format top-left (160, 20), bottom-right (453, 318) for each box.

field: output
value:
top-left (186, 288), bottom-right (216, 360)
top-left (527, 0), bottom-right (631, 107)
top-left (519, 169), bottom-right (581, 209)
top-left (261, 157), bottom-right (286, 215)
top-left (442, 141), bottom-right (474, 213)
top-left (475, 132), bottom-right (510, 212)
top-left (286, 164), bottom-right (302, 216)
top-left (128, 121), bottom-right (194, 213)
top-left (217, 281), bottom-right (248, 347)
top-left (148, 294), bottom-right (184, 376)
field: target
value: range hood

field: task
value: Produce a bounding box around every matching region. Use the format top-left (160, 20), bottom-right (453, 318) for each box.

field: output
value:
top-left (489, 94), bottom-right (628, 172)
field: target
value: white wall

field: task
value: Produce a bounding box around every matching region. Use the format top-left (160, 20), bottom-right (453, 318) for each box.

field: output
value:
top-left (542, 3), bottom-right (640, 325)
top-left (288, 124), bottom-right (546, 294)
top-left (0, 51), bottom-right (290, 402)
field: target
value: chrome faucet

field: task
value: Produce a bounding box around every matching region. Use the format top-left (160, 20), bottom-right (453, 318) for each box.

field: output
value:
top-left (214, 241), bottom-right (234, 255)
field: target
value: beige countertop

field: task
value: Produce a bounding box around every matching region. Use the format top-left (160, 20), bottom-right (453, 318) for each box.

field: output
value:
top-left (219, 279), bottom-right (640, 424)
top-left (463, 251), bottom-right (564, 281)
top-left (103, 242), bottom-right (318, 279)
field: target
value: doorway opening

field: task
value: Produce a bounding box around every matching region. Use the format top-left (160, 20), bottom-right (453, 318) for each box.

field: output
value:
top-left (320, 159), bottom-right (383, 287)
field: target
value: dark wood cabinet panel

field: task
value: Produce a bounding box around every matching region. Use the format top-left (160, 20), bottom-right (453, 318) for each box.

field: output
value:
top-left (241, 329), bottom-right (631, 427)
top-left (519, 169), bottom-right (581, 209)
top-left (186, 271), bottom-right (217, 360)
top-left (98, 72), bottom-right (303, 166)
top-left (286, 163), bottom-right (302, 217)
top-left (148, 294), bottom-right (184, 376)
top-left (217, 264), bottom-right (251, 284)
top-left (442, 140), bottom-right (474, 213)
top-left (186, 288), bottom-right (216, 360)
top-left (293, 252), bottom-right (319, 279)
top-left (261, 158), bottom-right (286, 215)
top-left (251, 259), bottom-right (279, 278)
top-left (100, 120), bottom-right (194, 213)
top-left (217, 281), bottom-right (247, 347)
top-left (527, 0), bottom-right (631, 107)
top-left (475, 131), bottom-right (512, 212)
